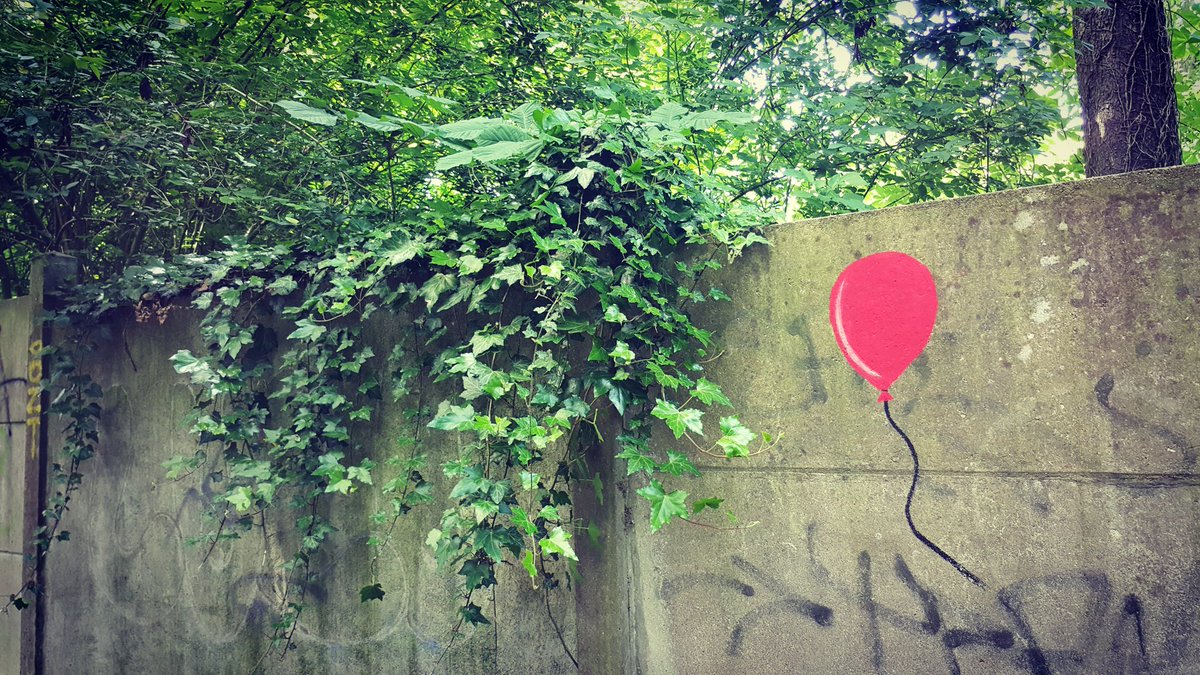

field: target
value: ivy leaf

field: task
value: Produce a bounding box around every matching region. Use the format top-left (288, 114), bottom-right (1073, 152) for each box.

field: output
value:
top-left (359, 583), bottom-right (386, 602)
top-left (717, 416), bottom-right (755, 457)
top-left (348, 465), bottom-right (373, 485)
top-left (651, 399), bottom-right (703, 438)
top-left (494, 264), bottom-right (524, 285)
top-left (473, 527), bottom-right (505, 562)
top-left (230, 460), bottom-right (272, 481)
top-left (470, 331), bottom-right (506, 355)
top-left (313, 451), bottom-right (346, 478)
top-left (692, 498), bottom-right (724, 514)
top-left (636, 480), bottom-right (689, 532)
top-left (481, 371), bottom-right (510, 399)
top-left (288, 318), bottom-right (326, 341)
top-left (449, 473), bottom-right (485, 500)
top-left (460, 558), bottom-right (496, 590)
top-left (326, 479), bottom-right (354, 494)
top-left (192, 292), bottom-right (213, 310)
top-left (267, 275), bottom-right (297, 295)
top-left (607, 385), bottom-right (630, 416)
top-left (381, 239), bottom-right (423, 266)
top-left (537, 201), bottom-right (568, 226)
top-left (460, 602), bottom-right (491, 626)
top-left (691, 379), bottom-right (731, 407)
top-left (660, 451), bottom-right (701, 477)
top-left (609, 340), bottom-right (635, 364)
top-left (458, 254), bottom-right (484, 275)
top-left (531, 385), bottom-right (559, 407)
top-left (425, 528), bottom-right (442, 549)
top-left (561, 396), bottom-right (590, 418)
top-left (428, 250), bottom-right (456, 267)
top-left (225, 486), bottom-right (253, 512)
top-left (428, 402), bottom-right (475, 431)
top-left (616, 438), bottom-right (657, 475)
top-left (646, 361), bottom-right (684, 390)
top-left (537, 505), bottom-right (561, 522)
top-left (511, 506), bottom-right (536, 536)
top-left (601, 304), bottom-right (625, 325)
top-left (521, 550), bottom-right (538, 581)
top-left (539, 526), bottom-right (577, 561)
top-left (575, 166), bottom-right (596, 189)
top-left (170, 350), bottom-right (217, 385)
top-left (418, 273), bottom-right (456, 309)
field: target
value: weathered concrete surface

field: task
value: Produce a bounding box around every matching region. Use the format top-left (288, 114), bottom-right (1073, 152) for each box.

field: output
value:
top-left (30, 311), bottom-right (575, 674)
top-left (3, 164), bottom-right (1199, 674)
top-left (605, 165), bottom-right (1200, 673)
top-left (0, 295), bottom-right (31, 669)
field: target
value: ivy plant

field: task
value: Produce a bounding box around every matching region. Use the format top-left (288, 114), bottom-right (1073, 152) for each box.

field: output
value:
top-left (13, 96), bottom-right (775, 658)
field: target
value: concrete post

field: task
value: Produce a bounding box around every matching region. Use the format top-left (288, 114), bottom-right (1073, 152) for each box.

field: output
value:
top-left (20, 254), bottom-right (78, 674)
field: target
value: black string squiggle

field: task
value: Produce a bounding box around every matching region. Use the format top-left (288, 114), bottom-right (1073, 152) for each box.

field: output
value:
top-left (883, 400), bottom-right (986, 588)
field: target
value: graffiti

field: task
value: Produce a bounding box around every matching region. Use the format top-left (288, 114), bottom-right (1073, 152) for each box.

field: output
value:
top-left (787, 315), bottom-right (828, 409)
top-left (25, 339), bottom-right (42, 452)
top-left (662, 557), bottom-right (833, 657)
top-left (1095, 373), bottom-right (1196, 468)
top-left (659, 537), bottom-right (1191, 674)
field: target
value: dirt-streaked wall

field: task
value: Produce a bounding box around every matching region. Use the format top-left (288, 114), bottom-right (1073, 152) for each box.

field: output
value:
top-left (3, 164), bottom-right (1198, 674)
top-left (0, 294), bottom-right (32, 670)
top-left (610, 164), bottom-right (1200, 674)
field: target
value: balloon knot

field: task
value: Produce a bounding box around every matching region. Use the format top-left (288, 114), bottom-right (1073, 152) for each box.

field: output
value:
top-left (877, 391), bottom-right (893, 403)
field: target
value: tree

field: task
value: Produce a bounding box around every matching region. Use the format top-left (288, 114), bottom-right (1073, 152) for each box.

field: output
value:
top-left (4, 0), bottom-right (1198, 298)
top-left (1074, 0), bottom-right (1182, 176)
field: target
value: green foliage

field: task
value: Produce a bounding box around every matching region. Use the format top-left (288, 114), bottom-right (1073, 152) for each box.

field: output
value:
top-left (9, 0), bottom-right (1197, 298)
top-left (33, 92), bottom-right (772, 655)
top-left (6, 0), bottom-right (1197, 662)
top-left (6, 330), bottom-right (101, 613)
top-left (636, 480), bottom-right (690, 532)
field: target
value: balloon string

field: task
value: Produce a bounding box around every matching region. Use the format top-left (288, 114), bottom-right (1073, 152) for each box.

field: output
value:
top-left (883, 400), bottom-right (987, 588)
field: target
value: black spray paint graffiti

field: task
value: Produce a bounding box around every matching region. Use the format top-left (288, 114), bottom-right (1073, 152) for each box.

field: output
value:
top-left (661, 545), bottom-right (1179, 674)
top-left (1095, 373), bottom-right (1197, 468)
top-left (660, 557), bottom-right (834, 657)
top-left (787, 315), bottom-right (829, 409)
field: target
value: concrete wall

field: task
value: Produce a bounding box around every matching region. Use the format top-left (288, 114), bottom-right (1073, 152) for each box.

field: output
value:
top-left (1, 164), bottom-right (1198, 674)
top-left (0, 295), bottom-right (31, 670)
top-left (32, 312), bottom-right (575, 674)
top-left (603, 164), bottom-right (1200, 674)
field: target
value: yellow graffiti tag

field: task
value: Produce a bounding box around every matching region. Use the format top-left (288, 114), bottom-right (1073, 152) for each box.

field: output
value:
top-left (26, 340), bottom-right (43, 456)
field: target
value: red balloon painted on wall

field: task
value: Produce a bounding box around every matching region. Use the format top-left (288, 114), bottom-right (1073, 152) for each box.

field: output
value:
top-left (828, 251), bottom-right (984, 587)
top-left (829, 251), bottom-right (937, 402)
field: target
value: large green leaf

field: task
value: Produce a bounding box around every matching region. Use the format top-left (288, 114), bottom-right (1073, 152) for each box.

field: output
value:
top-left (437, 118), bottom-right (504, 140)
top-left (274, 100), bottom-right (339, 126)
top-left (347, 111), bottom-right (404, 132)
top-left (436, 139), bottom-right (544, 170)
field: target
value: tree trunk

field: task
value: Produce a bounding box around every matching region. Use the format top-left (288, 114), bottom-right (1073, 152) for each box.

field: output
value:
top-left (1073, 0), bottom-right (1181, 177)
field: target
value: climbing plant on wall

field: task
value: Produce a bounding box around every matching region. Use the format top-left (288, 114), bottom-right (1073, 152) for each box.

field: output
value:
top-left (10, 97), bottom-right (773, 658)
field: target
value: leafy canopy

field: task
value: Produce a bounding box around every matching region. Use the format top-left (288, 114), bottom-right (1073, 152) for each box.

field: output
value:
top-left (6, 0), bottom-right (1199, 659)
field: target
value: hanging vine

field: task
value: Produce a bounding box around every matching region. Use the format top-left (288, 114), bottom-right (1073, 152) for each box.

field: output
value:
top-left (7, 100), bottom-right (775, 657)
